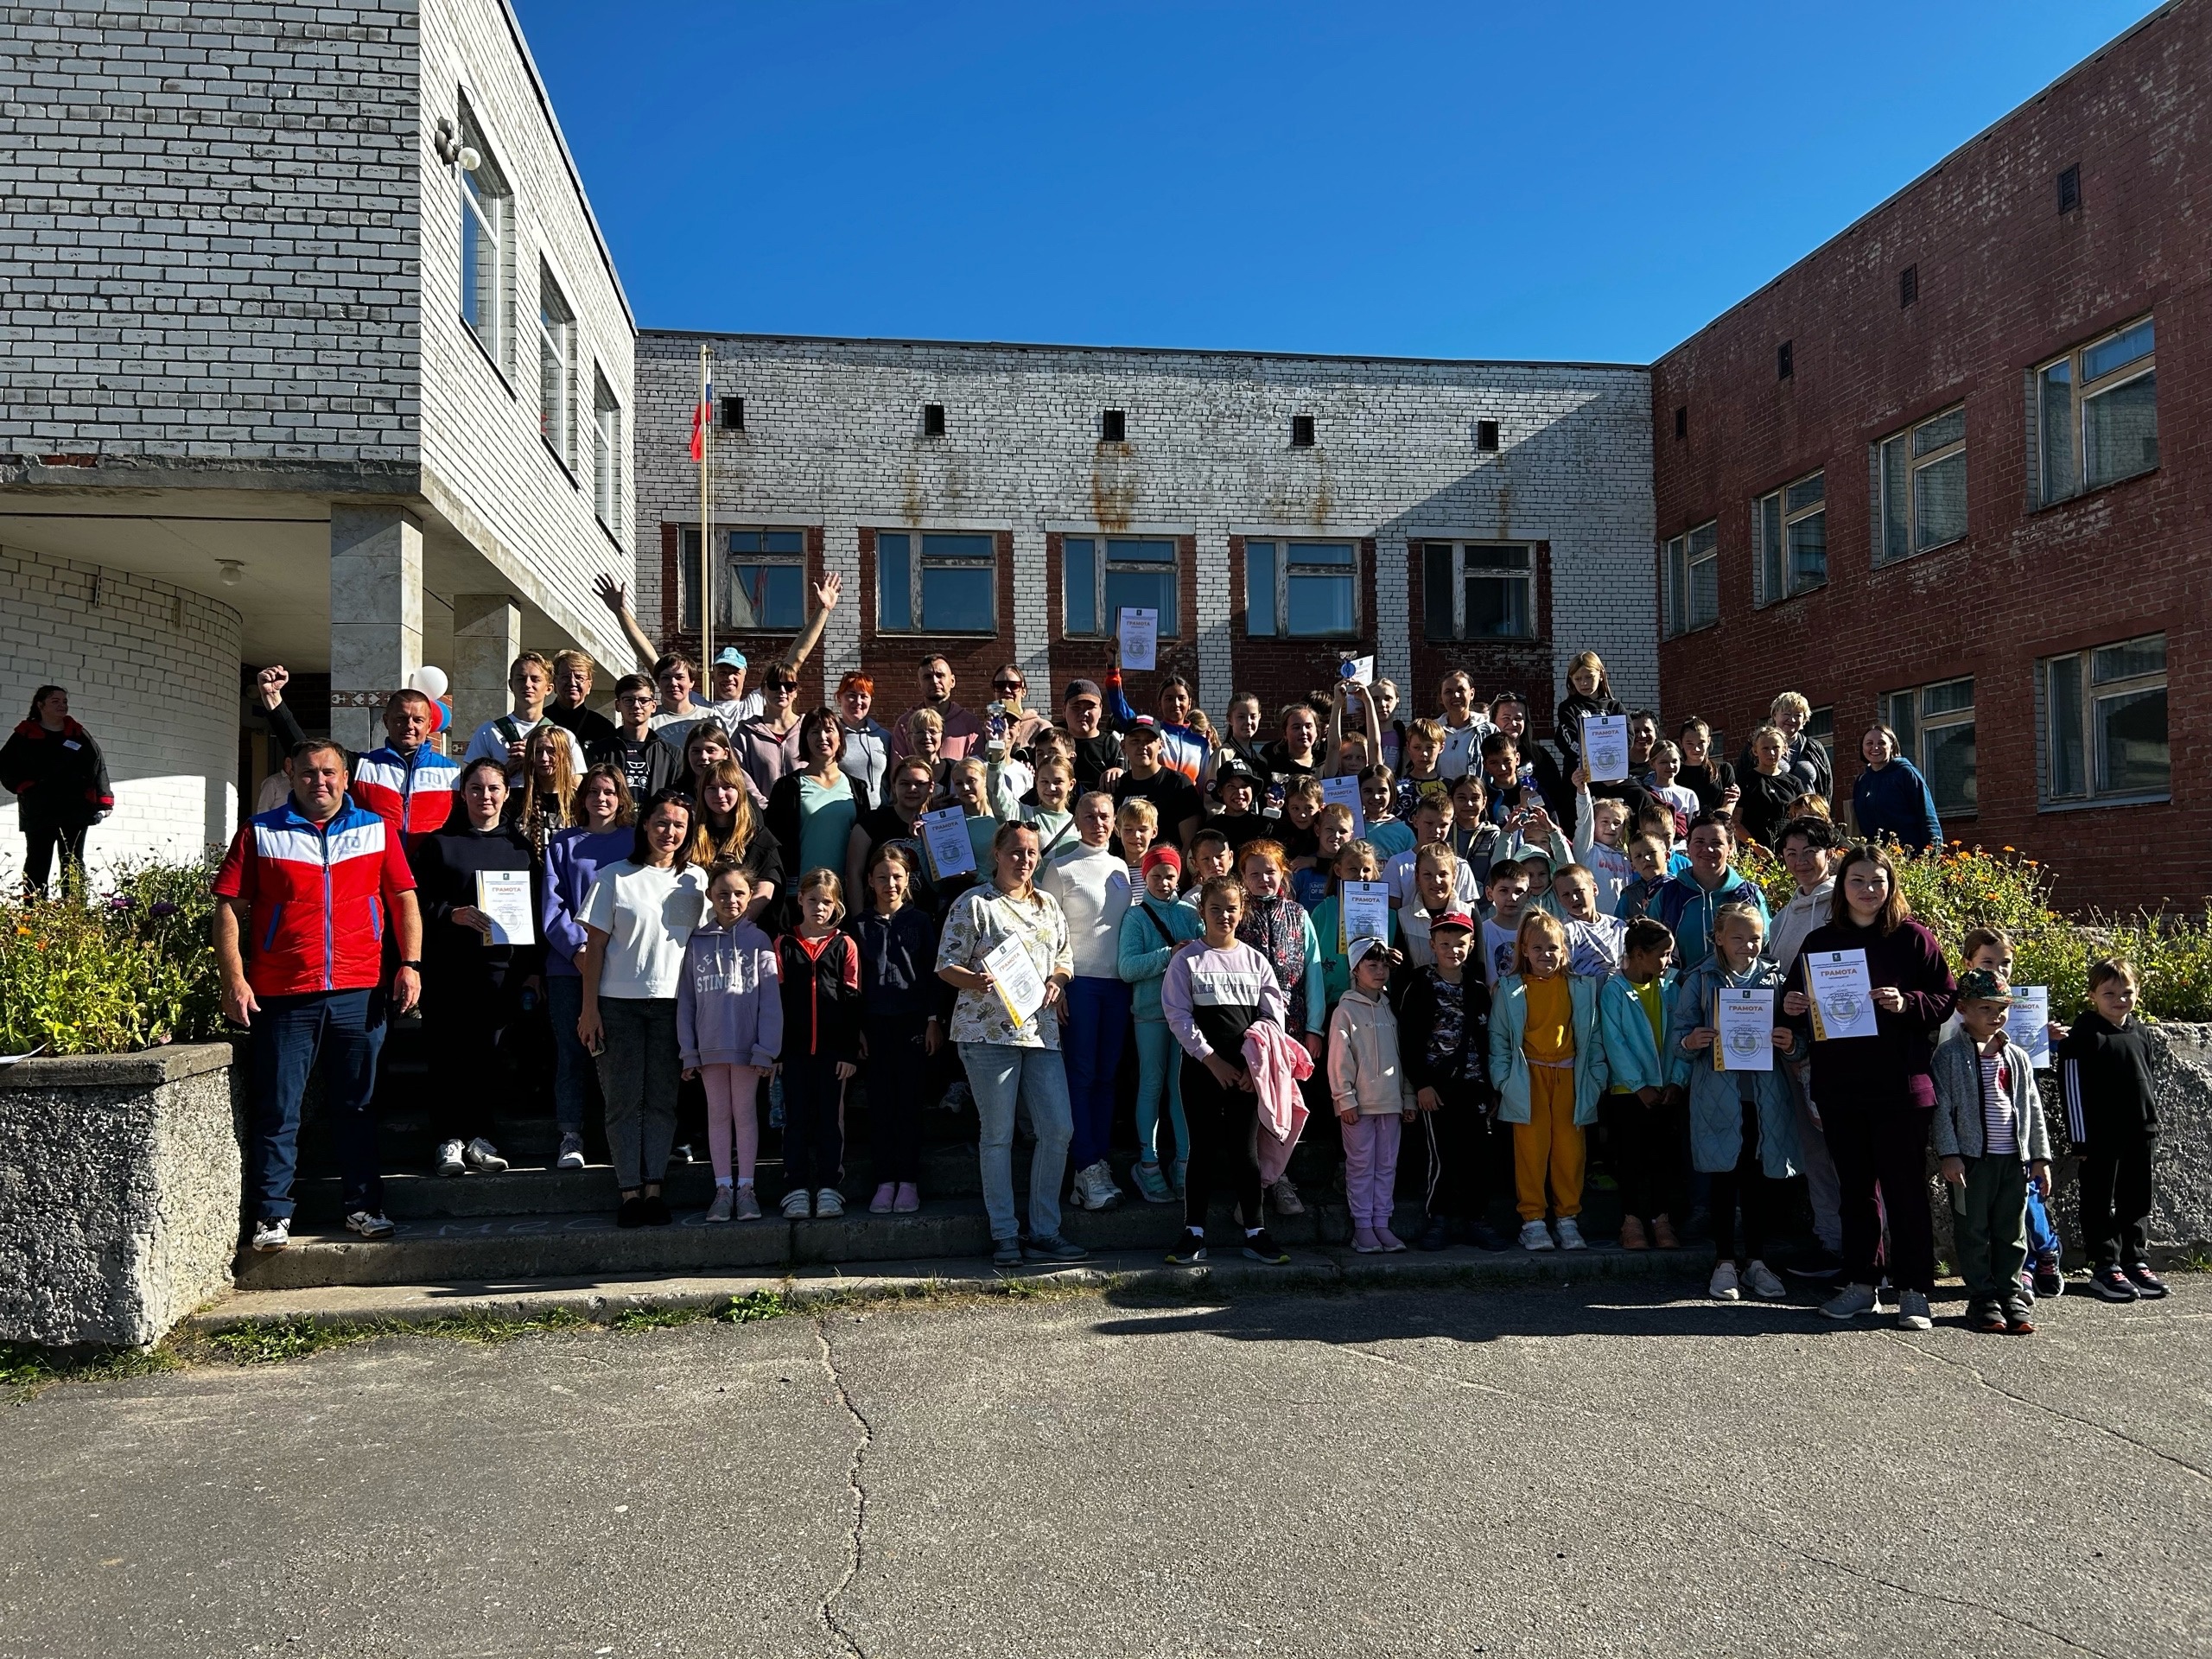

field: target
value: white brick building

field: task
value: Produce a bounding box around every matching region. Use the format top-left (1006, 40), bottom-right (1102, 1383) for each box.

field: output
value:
top-left (631, 334), bottom-right (1654, 736)
top-left (0, 0), bottom-right (633, 884)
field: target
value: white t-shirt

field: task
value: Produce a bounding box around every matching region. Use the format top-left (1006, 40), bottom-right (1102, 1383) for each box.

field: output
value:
top-left (1436, 717), bottom-right (1491, 781)
top-left (580, 860), bottom-right (709, 1000)
top-left (1384, 845), bottom-right (1482, 911)
top-left (1480, 917), bottom-right (1521, 987)
top-left (462, 714), bottom-right (587, 785)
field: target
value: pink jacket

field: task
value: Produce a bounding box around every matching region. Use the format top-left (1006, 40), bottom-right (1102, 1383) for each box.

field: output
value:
top-left (1242, 1022), bottom-right (1313, 1185)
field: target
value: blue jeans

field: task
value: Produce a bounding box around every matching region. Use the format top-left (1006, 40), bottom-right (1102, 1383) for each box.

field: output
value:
top-left (1133, 1016), bottom-right (1188, 1165)
top-left (1062, 976), bottom-right (1131, 1170)
top-left (961, 1041), bottom-right (1073, 1243)
top-left (249, 988), bottom-right (387, 1220)
top-left (547, 975), bottom-right (589, 1134)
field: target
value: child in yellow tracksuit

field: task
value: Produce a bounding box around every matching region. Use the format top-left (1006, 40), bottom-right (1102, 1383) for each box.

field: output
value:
top-left (1488, 910), bottom-right (1609, 1252)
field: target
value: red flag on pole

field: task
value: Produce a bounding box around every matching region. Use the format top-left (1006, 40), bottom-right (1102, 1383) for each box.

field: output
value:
top-left (690, 368), bottom-right (714, 462)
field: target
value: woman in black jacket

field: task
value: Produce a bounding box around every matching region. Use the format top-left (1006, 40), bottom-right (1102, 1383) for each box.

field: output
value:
top-left (1, 685), bottom-right (113, 897)
top-left (410, 757), bottom-right (543, 1179)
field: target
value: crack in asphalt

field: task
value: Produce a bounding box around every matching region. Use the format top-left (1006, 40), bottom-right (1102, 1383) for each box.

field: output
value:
top-left (1875, 1327), bottom-right (2211, 1484)
top-left (815, 1315), bottom-right (874, 1658)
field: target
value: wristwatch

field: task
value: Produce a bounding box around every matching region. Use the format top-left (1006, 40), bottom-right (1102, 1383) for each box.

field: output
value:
top-left (398, 959), bottom-right (424, 970)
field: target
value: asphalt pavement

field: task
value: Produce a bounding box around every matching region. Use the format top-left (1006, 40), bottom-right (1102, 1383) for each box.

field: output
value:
top-left (3, 1276), bottom-right (2207, 1657)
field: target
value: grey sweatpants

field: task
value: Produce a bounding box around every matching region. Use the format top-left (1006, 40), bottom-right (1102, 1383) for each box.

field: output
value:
top-left (599, 996), bottom-right (679, 1189)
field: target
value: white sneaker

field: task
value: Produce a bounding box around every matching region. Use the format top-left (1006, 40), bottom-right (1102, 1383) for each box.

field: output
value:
top-left (781, 1188), bottom-right (812, 1219)
top-left (1744, 1260), bottom-right (1788, 1300)
top-left (1076, 1160), bottom-right (1122, 1211)
top-left (1709, 1260), bottom-right (1743, 1301)
top-left (434, 1138), bottom-right (467, 1177)
top-left (556, 1132), bottom-right (586, 1171)
top-left (343, 1210), bottom-right (394, 1240)
top-left (813, 1188), bottom-right (845, 1218)
top-left (251, 1216), bottom-right (291, 1253)
top-left (1268, 1175), bottom-right (1306, 1217)
top-left (1518, 1219), bottom-right (1554, 1251)
top-left (704, 1187), bottom-right (734, 1224)
top-left (463, 1137), bottom-right (509, 1174)
top-left (1554, 1217), bottom-right (1587, 1251)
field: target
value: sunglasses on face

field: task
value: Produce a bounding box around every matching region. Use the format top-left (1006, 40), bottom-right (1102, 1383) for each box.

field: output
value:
top-left (994, 680), bottom-right (1023, 692)
top-left (765, 680), bottom-right (798, 693)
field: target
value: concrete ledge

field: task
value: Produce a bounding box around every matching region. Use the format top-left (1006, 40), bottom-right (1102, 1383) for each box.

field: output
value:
top-left (0, 1042), bottom-right (238, 1092)
top-left (186, 1244), bottom-right (1710, 1333)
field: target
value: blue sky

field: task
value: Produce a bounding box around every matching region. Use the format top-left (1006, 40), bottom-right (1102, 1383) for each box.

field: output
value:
top-left (515, 0), bottom-right (2162, 362)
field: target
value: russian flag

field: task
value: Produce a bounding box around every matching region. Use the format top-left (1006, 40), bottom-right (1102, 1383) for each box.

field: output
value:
top-left (690, 370), bottom-right (714, 462)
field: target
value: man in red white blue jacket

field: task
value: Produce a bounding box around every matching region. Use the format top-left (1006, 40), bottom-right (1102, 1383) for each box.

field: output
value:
top-left (214, 738), bottom-right (423, 1253)
top-left (255, 664), bottom-right (460, 834)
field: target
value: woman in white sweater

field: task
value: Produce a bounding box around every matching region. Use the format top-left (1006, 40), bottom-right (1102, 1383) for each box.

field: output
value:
top-left (1040, 791), bottom-right (1135, 1211)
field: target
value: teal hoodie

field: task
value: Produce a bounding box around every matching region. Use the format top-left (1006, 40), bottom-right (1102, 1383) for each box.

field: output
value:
top-left (1599, 969), bottom-right (1672, 1096)
top-left (1665, 954), bottom-right (1800, 1178)
top-left (1117, 894), bottom-right (1203, 1020)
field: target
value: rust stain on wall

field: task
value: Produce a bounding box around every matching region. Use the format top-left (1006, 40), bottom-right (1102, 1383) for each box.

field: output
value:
top-left (1090, 442), bottom-right (1137, 531)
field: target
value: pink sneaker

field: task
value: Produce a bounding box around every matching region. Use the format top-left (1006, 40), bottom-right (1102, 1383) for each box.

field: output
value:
top-left (1376, 1228), bottom-right (1408, 1253)
top-left (893, 1182), bottom-right (921, 1213)
top-left (1351, 1226), bottom-right (1383, 1254)
top-left (868, 1182), bottom-right (897, 1214)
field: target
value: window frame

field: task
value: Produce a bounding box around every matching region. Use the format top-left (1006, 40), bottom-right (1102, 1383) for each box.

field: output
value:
top-left (723, 527), bottom-right (810, 633)
top-left (1881, 676), bottom-right (1976, 819)
top-left (1875, 404), bottom-right (1966, 563)
top-left (1243, 537), bottom-right (1360, 639)
top-left (537, 264), bottom-right (575, 474)
top-left (2037, 632), bottom-right (2169, 809)
top-left (1061, 535), bottom-right (1179, 639)
top-left (1661, 521), bottom-right (1719, 637)
top-left (1753, 470), bottom-right (1827, 604)
top-left (1421, 540), bottom-right (1538, 643)
top-left (591, 371), bottom-right (621, 535)
top-left (2035, 315), bottom-right (2157, 506)
top-left (875, 530), bottom-right (999, 636)
top-left (455, 100), bottom-right (512, 377)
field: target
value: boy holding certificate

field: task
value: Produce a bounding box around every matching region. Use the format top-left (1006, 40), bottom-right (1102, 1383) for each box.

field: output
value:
top-left (1669, 902), bottom-right (1799, 1302)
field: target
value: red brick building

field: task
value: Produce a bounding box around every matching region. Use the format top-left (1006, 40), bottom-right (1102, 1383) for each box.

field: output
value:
top-left (1652, 1), bottom-right (2207, 912)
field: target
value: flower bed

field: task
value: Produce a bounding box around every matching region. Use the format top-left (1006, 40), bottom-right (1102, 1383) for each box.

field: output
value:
top-left (0, 859), bottom-right (223, 1056)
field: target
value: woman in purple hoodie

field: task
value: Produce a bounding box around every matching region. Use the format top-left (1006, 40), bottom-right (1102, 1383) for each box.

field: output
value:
top-left (1783, 843), bottom-right (1956, 1331)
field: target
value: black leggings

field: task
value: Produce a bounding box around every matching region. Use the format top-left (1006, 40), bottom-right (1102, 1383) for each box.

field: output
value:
top-left (425, 963), bottom-right (514, 1145)
top-left (1180, 1056), bottom-right (1263, 1234)
top-left (21, 819), bottom-right (88, 895)
top-left (1706, 1098), bottom-right (1771, 1263)
top-left (863, 1014), bottom-right (930, 1184)
top-left (1827, 1099), bottom-right (1936, 1293)
top-left (780, 1054), bottom-right (847, 1194)
top-left (1601, 1090), bottom-right (1682, 1223)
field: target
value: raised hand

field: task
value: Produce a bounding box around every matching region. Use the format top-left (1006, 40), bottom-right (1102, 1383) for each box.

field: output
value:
top-left (593, 573), bottom-right (629, 614)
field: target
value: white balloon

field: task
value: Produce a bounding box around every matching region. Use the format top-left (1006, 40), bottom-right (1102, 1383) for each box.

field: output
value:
top-left (408, 664), bottom-right (449, 700)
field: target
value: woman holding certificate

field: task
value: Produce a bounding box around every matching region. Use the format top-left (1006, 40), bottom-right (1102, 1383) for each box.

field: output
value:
top-left (1782, 844), bottom-right (1957, 1330)
top-left (409, 757), bottom-right (543, 1180)
top-left (936, 821), bottom-right (1085, 1268)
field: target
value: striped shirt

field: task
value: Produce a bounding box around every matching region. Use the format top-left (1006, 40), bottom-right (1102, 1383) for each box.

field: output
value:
top-left (1979, 1052), bottom-right (2018, 1156)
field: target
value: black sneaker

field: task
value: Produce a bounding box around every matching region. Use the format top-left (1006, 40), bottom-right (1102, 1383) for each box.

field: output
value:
top-left (1414, 1215), bottom-right (1452, 1252)
top-left (991, 1237), bottom-right (1023, 1268)
top-left (640, 1194), bottom-right (673, 1227)
top-left (2034, 1255), bottom-right (2065, 1300)
top-left (2124, 1262), bottom-right (2170, 1300)
top-left (1022, 1232), bottom-right (1089, 1263)
top-left (616, 1196), bottom-right (648, 1229)
top-left (1787, 1247), bottom-right (1845, 1281)
top-left (1242, 1229), bottom-right (1289, 1265)
top-left (2088, 1266), bottom-right (2139, 1302)
top-left (1465, 1221), bottom-right (1509, 1252)
top-left (1166, 1230), bottom-right (1207, 1267)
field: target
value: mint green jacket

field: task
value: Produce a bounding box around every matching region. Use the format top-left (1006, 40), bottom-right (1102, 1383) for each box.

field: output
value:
top-left (1599, 971), bottom-right (1671, 1096)
top-left (1487, 972), bottom-right (1610, 1127)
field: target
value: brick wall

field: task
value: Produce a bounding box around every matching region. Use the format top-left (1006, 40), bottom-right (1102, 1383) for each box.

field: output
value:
top-left (0, 1), bottom-right (421, 464)
top-left (1650, 2), bottom-right (2209, 912)
top-left (0, 546), bottom-right (241, 886)
top-left (631, 334), bottom-right (1655, 741)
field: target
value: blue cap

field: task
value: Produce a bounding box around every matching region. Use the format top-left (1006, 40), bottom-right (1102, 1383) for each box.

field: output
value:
top-left (712, 647), bottom-right (747, 670)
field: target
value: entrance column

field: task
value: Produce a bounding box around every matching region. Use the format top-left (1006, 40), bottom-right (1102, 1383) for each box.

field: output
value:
top-left (452, 594), bottom-right (523, 745)
top-left (329, 506), bottom-right (423, 755)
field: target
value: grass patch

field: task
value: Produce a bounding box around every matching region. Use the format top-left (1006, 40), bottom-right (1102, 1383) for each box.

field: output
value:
top-left (0, 1341), bottom-right (182, 1395)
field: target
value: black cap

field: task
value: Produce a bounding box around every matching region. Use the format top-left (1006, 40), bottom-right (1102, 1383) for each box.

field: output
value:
top-left (1211, 756), bottom-right (1261, 796)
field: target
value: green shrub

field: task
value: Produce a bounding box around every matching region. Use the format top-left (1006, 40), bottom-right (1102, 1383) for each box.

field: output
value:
top-left (1737, 836), bottom-right (2212, 1022)
top-left (0, 856), bottom-right (224, 1055)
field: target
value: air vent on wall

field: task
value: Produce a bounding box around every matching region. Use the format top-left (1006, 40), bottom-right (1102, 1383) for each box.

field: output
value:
top-left (1898, 264), bottom-right (1918, 308)
top-left (2056, 164), bottom-right (2081, 214)
top-left (1290, 414), bottom-right (1315, 448)
top-left (1101, 409), bottom-right (1126, 442)
top-left (1777, 340), bottom-right (1794, 380)
top-left (721, 396), bottom-right (745, 430)
top-left (1476, 419), bottom-right (1500, 452)
top-left (923, 404), bottom-right (946, 436)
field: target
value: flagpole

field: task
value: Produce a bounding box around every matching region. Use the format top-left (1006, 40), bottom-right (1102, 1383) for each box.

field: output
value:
top-left (699, 344), bottom-right (715, 674)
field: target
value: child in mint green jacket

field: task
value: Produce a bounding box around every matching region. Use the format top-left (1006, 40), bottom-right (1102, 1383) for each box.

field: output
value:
top-left (1666, 900), bottom-right (1800, 1303)
top-left (1118, 844), bottom-right (1204, 1204)
top-left (1598, 914), bottom-right (1681, 1249)
top-left (1487, 911), bottom-right (1610, 1251)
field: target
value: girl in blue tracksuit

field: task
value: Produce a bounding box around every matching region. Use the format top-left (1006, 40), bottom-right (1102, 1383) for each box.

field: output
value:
top-left (1119, 844), bottom-right (1205, 1203)
top-left (1668, 900), bottom-right (1801, 1302)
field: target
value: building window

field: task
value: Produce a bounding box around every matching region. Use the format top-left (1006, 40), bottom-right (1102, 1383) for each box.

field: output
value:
top-left (592, 373), bottom-right (621, 531)
top-left (1806, 704), bottom-right (1834, 753)
top-left (537, 265), bottom-right (575, 469)
top-left (1064, 537), bottom-right (1176, 639)
top-left (1662, 522), bottom-right (1718, 637)
top-left (1421, 542), bottom-right (1535, 641)
top-left (1100, 409), bottom-right (1126, 442)
top-left (456, 104), bottom-right (511, 371)
top-left (1475, 419), bottom-right (1500, 452)
top-left (1883, 677), bottom-right (1975, 817)
top-left (922, 404), bottom-right (946, 437)
top-left (1876, 406), bottom-right (1965, 563)
top-left (721, 397), bottom-right (746, 431)
top-left (877, 531), bottom-right (995, 633)
top-left (2040, 633), bottom-right (2168, 805)
top-left (2037, 316), bottom-right (2156, 505)
top-left (1245, 539), bottom-right (1356, 638)
top-left (1754, 472), bottom-right (1826, 603)
top-left (1289, 415), bottom-right (1316, 448)
top-left (727, 529), bottom-right (807, 631)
